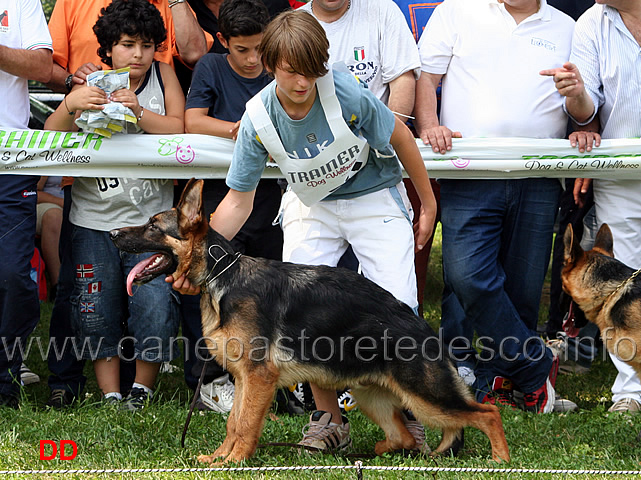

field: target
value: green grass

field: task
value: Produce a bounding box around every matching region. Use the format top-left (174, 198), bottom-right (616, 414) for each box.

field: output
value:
top-left (2, 226), bottom-right (640, 479)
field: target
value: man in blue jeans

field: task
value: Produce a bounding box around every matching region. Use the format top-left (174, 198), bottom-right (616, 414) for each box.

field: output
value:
top-left (414, 0), bottom-right (574, 412)
top-left (0, 0), bottom-right (53, 408)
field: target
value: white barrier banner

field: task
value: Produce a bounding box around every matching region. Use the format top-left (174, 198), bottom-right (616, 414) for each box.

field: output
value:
top-left (1, 129), bottom-right (640, 179)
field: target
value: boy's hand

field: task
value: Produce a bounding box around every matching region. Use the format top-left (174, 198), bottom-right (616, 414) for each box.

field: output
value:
top-left (166, 273), bottom-right (201, 295)
top-left (67, 86), bottom-right (108, 112)
top-left (414, 203), bottom-right (436, 254)
top-left (110, 88), bottom-right (141, 115)
top-left (230, 121), bottom-right (241, 140)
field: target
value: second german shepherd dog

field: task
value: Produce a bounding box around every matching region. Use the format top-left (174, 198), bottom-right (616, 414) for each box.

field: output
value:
top-left (110, 178), bottom-right (509, 464)
top-left (562, 223), bottom-right (641, 378)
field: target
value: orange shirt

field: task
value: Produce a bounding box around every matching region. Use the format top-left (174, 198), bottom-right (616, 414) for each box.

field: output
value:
top-left (48, 0), bottom-right (209, 73)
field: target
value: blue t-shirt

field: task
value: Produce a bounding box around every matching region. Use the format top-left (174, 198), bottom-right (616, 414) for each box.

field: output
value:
top-left (186, 53), bottom-right (272, 121)
top-left (227, 70), bottom-right (401, 200)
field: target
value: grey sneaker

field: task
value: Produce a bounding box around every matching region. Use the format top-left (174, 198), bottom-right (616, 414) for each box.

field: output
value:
top-left (121, 387), bottom-right (151, 411)
top-left (199, 374), bottom-right (234, 413)
top-left (401, 411), bottom-right (430, 454)
top-left (299, 411), bottom-right (351, 452)
top-left (20, 363), bottom-right (40, 385)
top-left (608, 397), bottom-right (641, 413)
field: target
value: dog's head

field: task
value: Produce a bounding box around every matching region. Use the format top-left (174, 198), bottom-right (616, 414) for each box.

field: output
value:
top-left (110, 178), bottom-right (209, 295)
top-left (561, 222), bottom-right (615, 314)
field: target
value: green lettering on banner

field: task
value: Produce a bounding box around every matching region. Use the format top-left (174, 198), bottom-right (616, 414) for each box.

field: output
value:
top-left (82, 133), bottom-right (103, 151)
top-left (28, 130), bottom-right (40, 149)
top-left (6, 130), bottom-right (29, 149)
top-left (62, 132), bottom-right (82, 149)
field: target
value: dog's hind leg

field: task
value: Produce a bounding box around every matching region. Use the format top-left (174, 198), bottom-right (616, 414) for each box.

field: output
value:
top-left (351, 384), bottom-right (417, 455)
top-left (407, 394), bottom-right (510, 463)
top-left (463, 402), bottom-right (510, 462)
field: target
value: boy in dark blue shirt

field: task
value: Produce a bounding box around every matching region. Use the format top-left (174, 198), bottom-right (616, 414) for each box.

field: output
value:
top-left (183, 0), bottom-right (281, 414)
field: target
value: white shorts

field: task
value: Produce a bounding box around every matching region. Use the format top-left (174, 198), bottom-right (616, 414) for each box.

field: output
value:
top-left (280, 182), bottom-right (418, 309)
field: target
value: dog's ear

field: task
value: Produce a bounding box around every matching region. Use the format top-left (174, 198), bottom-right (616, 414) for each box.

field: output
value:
top-left (593, 223), bottom-right (614, 257)
top-left (563, 223), bottom-right (583, 265)
top-left (177, 178), bottom-right (205, 232)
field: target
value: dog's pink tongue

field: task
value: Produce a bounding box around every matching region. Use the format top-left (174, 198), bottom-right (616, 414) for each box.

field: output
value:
top-left (126, 256), bottom-right (154, 296)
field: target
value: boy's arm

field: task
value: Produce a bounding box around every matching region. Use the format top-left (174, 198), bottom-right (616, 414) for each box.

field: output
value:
top-left (389, 117), bottom-right (437, 252)
top-left (185, 107), bottom-right (239, 139)
top-left (209, 189), bottom-right (256, 240)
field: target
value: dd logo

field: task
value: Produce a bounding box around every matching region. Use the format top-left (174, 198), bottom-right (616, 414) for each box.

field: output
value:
top-left (39, 440), bottom-right (77, 460)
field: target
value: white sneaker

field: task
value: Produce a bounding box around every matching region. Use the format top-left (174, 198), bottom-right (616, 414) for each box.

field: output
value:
top-left (553, 397), bottom-right (578, 413)
top-left (337, 388), bottom-right (358, 413)
top-left (199, 374), bottom-right (234, 413)
top-left (457, 366), bottom-right (476, 387)
top-left (20, 363), bottom-right (40, 386)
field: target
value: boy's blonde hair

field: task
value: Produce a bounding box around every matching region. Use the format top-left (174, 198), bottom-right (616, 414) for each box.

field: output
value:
top-left (259, 10), bottom-right (329, 78)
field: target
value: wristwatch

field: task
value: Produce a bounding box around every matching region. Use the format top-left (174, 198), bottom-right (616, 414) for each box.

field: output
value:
top-left (64, 74), bottom-right (74, 92)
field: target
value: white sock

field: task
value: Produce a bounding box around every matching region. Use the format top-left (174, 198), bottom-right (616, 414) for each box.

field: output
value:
top-left (104, 392), bottom-right (122, 401)
top-left (132, 382), bottom-right (154, 398)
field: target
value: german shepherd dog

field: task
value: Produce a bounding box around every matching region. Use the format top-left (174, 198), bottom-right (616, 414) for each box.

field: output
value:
top-left (110, 178), bottom-right (510, 464)
top-left (562, 223), bottom-right (641, 378)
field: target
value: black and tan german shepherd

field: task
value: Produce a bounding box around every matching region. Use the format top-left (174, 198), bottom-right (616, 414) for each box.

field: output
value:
top-left (562, 223), bottom-right (641, 378)
top-left (110, 178), bottom-right (509, 464)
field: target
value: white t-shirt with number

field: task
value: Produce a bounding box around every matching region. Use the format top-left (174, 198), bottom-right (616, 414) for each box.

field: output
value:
top-left (70, 62), bottom-right (174, 232)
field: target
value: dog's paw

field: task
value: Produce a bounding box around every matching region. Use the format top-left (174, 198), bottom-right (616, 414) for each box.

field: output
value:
top-left (197, 454), bottom-right (219, 464)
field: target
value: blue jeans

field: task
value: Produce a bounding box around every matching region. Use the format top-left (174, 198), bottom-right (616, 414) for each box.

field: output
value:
top-left (0, 175), bottom-right (40, 397)
top-left (440, 178), bottom-right (560, 399)
top-left (47, 186), bottom-right (87, 397)
top-left (70, 226), bottom-right (180, 362)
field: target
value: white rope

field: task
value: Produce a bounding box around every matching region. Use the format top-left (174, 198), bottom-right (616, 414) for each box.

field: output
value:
top-left (1, 465), bottom-right (640, 476)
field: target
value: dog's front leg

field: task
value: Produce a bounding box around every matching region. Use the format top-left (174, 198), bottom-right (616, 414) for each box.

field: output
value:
top-left (197, 377), bottom-right (245, 464)
top-left (219, 365), bottom-right (278, 463)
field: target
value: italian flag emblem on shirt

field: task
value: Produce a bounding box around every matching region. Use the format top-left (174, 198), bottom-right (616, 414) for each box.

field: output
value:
top-left (354, 47), bottom-right (365, 61)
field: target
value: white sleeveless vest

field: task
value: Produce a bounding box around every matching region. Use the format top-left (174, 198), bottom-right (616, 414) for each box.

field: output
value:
top-left (246, 67), bottom-right (369, 206)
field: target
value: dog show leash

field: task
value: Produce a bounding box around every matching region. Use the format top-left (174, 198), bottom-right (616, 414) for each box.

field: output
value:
top-left (605, 266), bottom-right (641, 303)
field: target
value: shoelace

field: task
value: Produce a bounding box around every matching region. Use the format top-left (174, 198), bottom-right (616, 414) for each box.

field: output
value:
top-left (301, 422), bottom-right (344, 448)
top-left (49, 390), bottom-right (66, 403)
top-left (217, 381), bottom-right (235, 402)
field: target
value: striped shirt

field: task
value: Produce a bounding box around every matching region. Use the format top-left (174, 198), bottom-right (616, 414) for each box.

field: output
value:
top-left (570, 4), bottom-right (641, 139)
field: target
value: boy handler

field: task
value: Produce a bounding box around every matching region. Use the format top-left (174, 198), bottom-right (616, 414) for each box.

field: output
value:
top-left (171, 9), bottom-right (437, 451)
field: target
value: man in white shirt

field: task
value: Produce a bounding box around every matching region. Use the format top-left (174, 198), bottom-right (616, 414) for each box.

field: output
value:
top-left (415, 0), bottom-right (574, 413)
top-left (0, 0), bottom-right (52, 408)
top-left (543, 0), bottom-right (641, 413)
